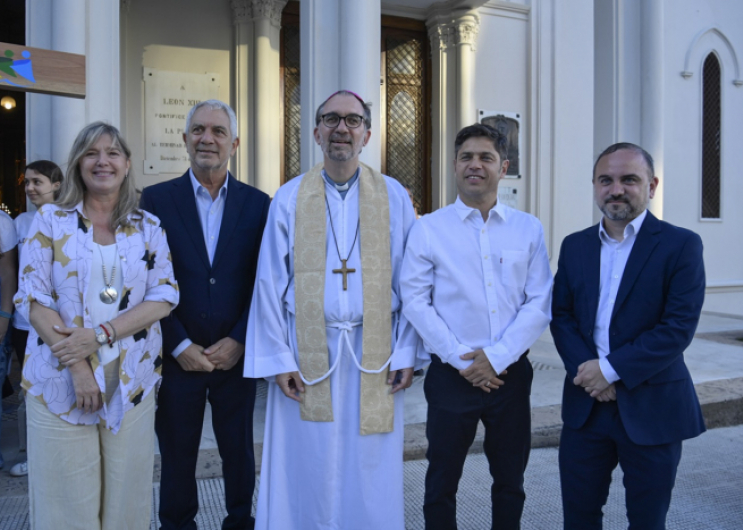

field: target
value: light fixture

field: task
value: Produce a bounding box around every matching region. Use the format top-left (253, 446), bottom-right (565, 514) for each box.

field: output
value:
top-left (1, 96), bottom-right (17, 110)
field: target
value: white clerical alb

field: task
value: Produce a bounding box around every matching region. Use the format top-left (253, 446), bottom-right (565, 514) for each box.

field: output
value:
top-left (401, 197), bottom-right (553, 375)
top-left (244, 169), bottom-right (419, 530)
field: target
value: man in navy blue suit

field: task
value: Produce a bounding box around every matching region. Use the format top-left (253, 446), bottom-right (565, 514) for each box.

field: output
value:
top-left (140, 100), bottom-right (269, 530)
top-left (551, 143), bottom-right (706, 529)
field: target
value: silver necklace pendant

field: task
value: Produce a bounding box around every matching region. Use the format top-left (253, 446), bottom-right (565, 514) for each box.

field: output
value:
top-left (99, 286), bottom-right (118, 304)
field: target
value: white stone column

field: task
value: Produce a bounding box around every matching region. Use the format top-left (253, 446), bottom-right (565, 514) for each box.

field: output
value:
top-left (528, 0), bottom-right (556, 254)
top-left (427, 19), bottom-right (457, 208)
top-left (252, 0), bottom-right (286, 196)
top-left (300, 0), bottom-right (381, 172)
top-left (232, 0), bottom-right (254, 185)
top-left (550, 0), bottom-right (595, 259)
top-left (50, 0), bottom-right (86, 166)
top-left (300, 0), bottom-right (339, 170)
top-left (453, 12), bottom-right (479, 130)
top-left (26, 0), bottom-right (53, 165)
top-left (641, 0), bottom-right (664, 218)
top-left (339, 0), bottom-right (381, 168)
top-left (26, 0), bottom-right (120, 170)
top-left (87, 0), bottom-right (120, 126)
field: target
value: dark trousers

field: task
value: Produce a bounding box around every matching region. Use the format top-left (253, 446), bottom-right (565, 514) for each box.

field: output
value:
top-left (156, 354), bottom-right (257, 530)
top-left (559, 401), bottom-right (682, 530)
top-left (11, 328), bottom-right (28, 368)
top-left (424, 354), bottom-right (533, 530)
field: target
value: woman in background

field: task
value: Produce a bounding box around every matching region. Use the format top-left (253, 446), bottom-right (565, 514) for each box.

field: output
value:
top-left (8, 160), bottom-right (63, 478)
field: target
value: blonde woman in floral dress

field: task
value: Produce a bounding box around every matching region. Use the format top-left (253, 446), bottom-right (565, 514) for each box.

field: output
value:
top-left (15, 122), bottom-right (179, 529)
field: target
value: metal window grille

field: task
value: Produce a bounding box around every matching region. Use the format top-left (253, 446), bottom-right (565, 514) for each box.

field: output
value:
top-left (385, 37), bottom-right (426, 214)
top-left (701, 53), bottom-right (721, 219)
top-left (283, 24), bottom-right (301, 181)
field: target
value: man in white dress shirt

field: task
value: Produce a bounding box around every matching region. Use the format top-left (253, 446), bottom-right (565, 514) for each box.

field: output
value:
top-left (401, 123), bottom-right (552, 530)
top-left (244, 90), bottom-right (418, 529)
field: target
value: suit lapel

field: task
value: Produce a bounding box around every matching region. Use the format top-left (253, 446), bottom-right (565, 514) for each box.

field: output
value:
top-left (211, 175), bottom-right (245, 270)
top-left (582, 226), bottom-right (601, 328)
top-left (612, 212), bottom-right (661, 318)
top-left (173, 173), bottom-right (211, 270)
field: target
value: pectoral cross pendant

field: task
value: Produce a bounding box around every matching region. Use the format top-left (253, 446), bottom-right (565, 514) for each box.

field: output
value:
top-left (333, 259), bottom-right (356, 291)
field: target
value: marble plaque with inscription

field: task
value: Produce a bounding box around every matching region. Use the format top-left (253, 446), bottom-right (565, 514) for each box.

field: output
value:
top-left (143, 68), bottom-right (220, 174)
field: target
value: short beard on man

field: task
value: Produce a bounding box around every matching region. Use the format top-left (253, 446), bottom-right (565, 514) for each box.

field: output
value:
top-left (323, 132), bottom-right (363, 162)
top-left (599, 195), bottom-right (642, 221)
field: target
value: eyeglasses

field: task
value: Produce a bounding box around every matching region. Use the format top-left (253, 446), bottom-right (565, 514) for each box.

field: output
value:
top-left (321, 113), bottom-right (364, 129)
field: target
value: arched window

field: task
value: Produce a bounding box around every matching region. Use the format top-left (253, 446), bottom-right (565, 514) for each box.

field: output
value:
top-left (701, 52), bottom-right (721, 219)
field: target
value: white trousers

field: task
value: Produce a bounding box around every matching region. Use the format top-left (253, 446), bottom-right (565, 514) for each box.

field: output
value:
top-left (27, 391), bottom-right (156, 530)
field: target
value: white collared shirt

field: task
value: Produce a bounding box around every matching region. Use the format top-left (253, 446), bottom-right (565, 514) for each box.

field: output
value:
top-left (172, 170), bottom-right (229, 358)
top-left (189, 169), bottom-right (228, 265)
top-left (594, 209), bottom-right (648, 383)
top-left (401, 197), bottom-right (553, 374)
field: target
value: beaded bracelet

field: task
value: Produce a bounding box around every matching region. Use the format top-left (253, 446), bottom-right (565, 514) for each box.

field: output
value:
top-left (105, 321), bottom-right (118, 345)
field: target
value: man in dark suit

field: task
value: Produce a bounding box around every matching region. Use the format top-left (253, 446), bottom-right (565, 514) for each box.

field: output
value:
top-left (551, 142), bottom-right (706, 530)
top-left (140, 100), bottom-right (269, 530)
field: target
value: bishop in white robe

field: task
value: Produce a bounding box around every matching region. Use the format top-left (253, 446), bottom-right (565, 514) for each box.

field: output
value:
top-left (244, 170), bottom-right (418, 529)
top-left (244, 91), bottom-right (419, 530)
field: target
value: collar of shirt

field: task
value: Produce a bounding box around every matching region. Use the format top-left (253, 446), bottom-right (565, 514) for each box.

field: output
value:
top-left (322, 167), bottom-right (360, 200)
top-left (598, 209), bottom-right (648, 244)
top-left (453, 196), bottom-right (507, 223)
top-left (189, 168), bottom-right (229, 202)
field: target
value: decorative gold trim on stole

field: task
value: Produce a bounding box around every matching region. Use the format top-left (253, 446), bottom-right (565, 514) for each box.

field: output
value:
top-left (293, 163), bottom-right (394, 434)
top-left (294, 163), bottom-right (333, 422)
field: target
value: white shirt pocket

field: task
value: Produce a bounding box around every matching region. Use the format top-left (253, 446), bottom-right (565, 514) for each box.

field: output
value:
top-left (500, 250), bottom-right (530, 290)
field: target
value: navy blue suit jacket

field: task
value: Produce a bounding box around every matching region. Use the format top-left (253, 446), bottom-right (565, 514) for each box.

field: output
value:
top-left (140, 171), bottom-right (269, 354)
top-left (551, 212), bottom-right (706, 446)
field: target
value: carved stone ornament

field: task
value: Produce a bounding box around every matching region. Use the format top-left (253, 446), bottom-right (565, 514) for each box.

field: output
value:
top-left (429, 24), bottom-right (454, 51)
top-left (252, 0), bottom-right (287, 27)
top-left (453, 15), bottom-right (480, 51)
top-left (231, 0), bottom-right (252, 24)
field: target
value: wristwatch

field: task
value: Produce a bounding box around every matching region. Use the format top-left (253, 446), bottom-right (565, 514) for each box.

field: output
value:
top-left (94, 325), bottom-right (108, 346)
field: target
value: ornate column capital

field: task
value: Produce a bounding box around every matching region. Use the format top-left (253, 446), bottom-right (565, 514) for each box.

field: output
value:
top-left (231, 0), bottom-right (252, 25)
top-left (428, 23), bottom-right (455, 52)
top-left (453, 13), bottom-right (480, 51)
top-left (251, 0), bottom-right (287, 27)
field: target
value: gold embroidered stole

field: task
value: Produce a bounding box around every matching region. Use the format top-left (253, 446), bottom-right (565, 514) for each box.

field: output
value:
top-left (294, 162), bottom-right (394, 435)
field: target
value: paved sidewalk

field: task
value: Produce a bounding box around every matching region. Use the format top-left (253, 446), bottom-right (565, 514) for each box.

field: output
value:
top-left (1, 424), bottom-right (741, 529)
top-left (0, 312), bottom-right (742, 526)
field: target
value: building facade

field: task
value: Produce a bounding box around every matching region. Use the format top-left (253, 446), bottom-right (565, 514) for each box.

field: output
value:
top-left (20, 0), bottom-right (743, 315)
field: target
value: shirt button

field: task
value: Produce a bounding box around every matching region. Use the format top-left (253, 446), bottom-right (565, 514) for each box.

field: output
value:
top-left (481, 229), bottom-right (485, 234)
top-left (200, 312), bottom-right (207, 319)
top-left (613, 275), bottom-right (619, 279)
top-left (488, 282), bottom-right (492, 286)
top-left (491, 310), bottom-right (496, 314)
top-left (210, 278), bottom-right (216, 285)
top-left (484, 256), bottom-right (489, 260)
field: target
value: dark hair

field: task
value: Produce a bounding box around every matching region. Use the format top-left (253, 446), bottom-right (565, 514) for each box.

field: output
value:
top-left (454, 124), bottom-right (508, 161)
top-left (25, 160), bottom-right (64, 200)
top-left (593, 142), bottom-right (655, 179)
top-left (315, 90), bottom-right (372, 129)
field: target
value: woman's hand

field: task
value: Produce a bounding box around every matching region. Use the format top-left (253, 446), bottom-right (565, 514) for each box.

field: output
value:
top-left (50, 326), bottom-right (99, 366)
top-left (69, 362), bottom-right (102, 414)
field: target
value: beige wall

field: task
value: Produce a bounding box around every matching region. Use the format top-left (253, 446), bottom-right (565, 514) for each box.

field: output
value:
top-left (120, 0), bottom-right (233, 188)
